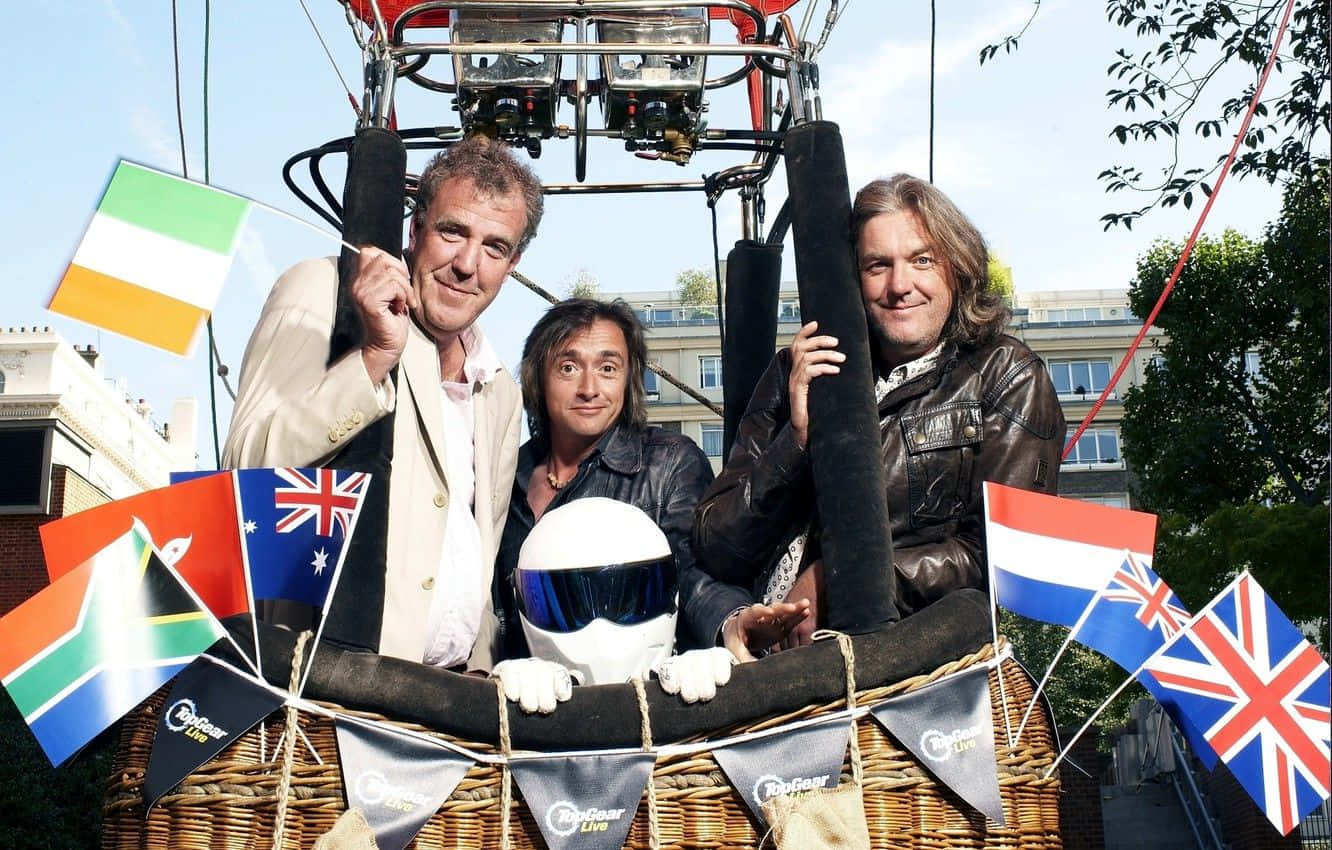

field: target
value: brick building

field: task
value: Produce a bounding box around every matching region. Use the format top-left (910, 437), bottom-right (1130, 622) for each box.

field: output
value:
top-left (0, 327), bottom-right (196, 615)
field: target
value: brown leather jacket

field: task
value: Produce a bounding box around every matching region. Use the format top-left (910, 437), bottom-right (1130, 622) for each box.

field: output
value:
top-left (692, 335), bottom-right (1065, 637)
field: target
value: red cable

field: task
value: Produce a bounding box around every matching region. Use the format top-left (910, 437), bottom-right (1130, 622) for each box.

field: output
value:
top-left (1062, 0), bottom-right (1298, 460)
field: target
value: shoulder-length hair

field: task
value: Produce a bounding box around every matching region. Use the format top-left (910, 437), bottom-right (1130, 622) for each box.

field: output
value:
top-left (520, 298), bottom-right (648, 444)
top-left (852, 175), bottom-right (1009, 347)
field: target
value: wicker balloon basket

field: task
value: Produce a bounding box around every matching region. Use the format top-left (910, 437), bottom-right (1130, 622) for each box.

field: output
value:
top-left (102, 643), bottom-right (1062, 849)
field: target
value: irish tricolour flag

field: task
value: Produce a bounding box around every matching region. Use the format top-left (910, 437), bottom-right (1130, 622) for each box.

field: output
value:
top-left (50, 161), bottom-right (250, 355)
top-left (983, 482), bottom-right (1157, 627)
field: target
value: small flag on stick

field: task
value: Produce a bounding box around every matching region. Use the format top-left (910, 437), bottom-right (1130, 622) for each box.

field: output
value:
top-left (49, 161), bottom-right (250, 355)
top-left (0, 522), bottom-right (227, 766)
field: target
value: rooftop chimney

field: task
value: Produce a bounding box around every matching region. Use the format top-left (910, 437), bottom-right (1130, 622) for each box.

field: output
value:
top-left (77, 345), bottom-right (100, 370)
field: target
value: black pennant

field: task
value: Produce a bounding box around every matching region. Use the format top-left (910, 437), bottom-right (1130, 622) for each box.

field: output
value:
top-left (144, 656), bottom-right (284, 810)
top-left (869, 665), bottom-right (1004, 824)
top-left (509, 752), bottom-right (654, 850)
top-left (711, 718), bottom-right (852, 823)
top-left (334, 716), bottom-right (474, 850)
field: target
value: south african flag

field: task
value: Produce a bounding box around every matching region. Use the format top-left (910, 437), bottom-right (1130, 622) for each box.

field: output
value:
top-left (0, 521), bottom-right (226, 766)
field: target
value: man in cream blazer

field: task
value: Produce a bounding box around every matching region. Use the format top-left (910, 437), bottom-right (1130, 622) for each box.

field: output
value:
top-left (223, 137), bottom-right (543, 671)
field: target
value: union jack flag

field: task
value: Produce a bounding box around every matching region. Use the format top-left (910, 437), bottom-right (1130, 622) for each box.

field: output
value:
top-left (1102, 554), bottom-right (1191, 635)
top-left (1072, 552), bottom-right (1192, 674)
top-left (1141, 572), bottom-right (1331, 835)
top-left (273, 468), bottom-right (369, 537)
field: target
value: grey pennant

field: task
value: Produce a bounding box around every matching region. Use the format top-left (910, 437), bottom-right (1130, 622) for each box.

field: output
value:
top-left (711, 717), bottom-right (852, 823)
top-left (334, 716), bottom-right (474, 850)
top-left (869, 665), bottom-right (1004, 824)
top-left (509, 751), bottom-right (655, 850)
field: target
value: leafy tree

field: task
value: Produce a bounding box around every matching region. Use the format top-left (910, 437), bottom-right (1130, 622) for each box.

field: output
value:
top-left (1120, 171), bottom-right (1328, 645)
top-left (982, 0), bottom-right (1330, 229)
top-left (675, 267), bottom-right (717, 318)
top-left (987, 256), bottom-right (1014, 300)
top-left (1001, 611), bottom-right (1142, 742)
top-left (1120, 172), bottom-right (1328, 515)
top-left (562, 267), bottom-right (599, 300)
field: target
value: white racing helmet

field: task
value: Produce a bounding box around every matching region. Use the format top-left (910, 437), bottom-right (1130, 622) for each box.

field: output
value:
top-left (514, 497), bottom-right (677, 685)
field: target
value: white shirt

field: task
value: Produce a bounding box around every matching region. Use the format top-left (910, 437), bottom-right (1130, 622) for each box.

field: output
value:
top-left (421, 325), bottom-right (504, 669)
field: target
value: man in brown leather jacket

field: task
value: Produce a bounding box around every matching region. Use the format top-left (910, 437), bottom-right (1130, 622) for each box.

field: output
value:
top-left (693, 174), bottom-right (1065, 660)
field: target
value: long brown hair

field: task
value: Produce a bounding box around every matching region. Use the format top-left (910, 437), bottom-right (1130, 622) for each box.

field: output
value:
top-left (852, 175), bottom-right (1009, 347)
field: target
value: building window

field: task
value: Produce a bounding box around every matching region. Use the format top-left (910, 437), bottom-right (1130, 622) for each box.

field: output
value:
top-left (658, 421), bottom-right (682, 433)
top-left (1076, 493), bottom-right (1130, 509)
top-left (700, 422), bottom-right (724, 458)
top-left (1048, 358), bottom-right (1113, 397)
top-left (1063, 428), bottom-right (1121, 465)
top-left (0, 371), bottom-right (5, 393)
top-left (699, 356), bottom-right (723, 389)
top-left (643, 368), bottom-right (659, 399)
top-left (779, 300), bottom-right (801, 322)
top-left (653, 308), bottom-right (675, 325)
top-left (1046, 307), bottom-right (1103, 322)
top-left (1243, 351), bottom-right (1261, 380)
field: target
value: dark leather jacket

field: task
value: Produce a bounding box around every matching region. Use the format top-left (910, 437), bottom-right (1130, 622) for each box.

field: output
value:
top-left (493, 423), bottom-right (738, 658)
top-left (693, 335), bottom-right (1065, 638)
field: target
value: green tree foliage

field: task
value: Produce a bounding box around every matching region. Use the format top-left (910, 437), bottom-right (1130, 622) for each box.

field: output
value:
top-left (675, 267), bottom-right (717, 318)
top-left (982, 0), bottom-right (1329, 229)
top-left (562, 267), bottom-right (599, 300)
top-left (1001, 611), bottom-right (1142, 741)
top-left (1097, 0), bottom-right (1329, 228)
top-left (986, 256), bottom-right (1014, 300)
top-left (0, 698), bottom-right (114, 846)
top-left (1120, 171), bottom-right (1329, 644)
top-left (1154, 505), bottom-right (1329, 647)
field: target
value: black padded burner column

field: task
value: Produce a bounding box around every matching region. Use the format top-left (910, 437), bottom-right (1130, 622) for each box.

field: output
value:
top-left (722, 239), bottom-right (783, 457)
top-left (783, 121), bottom-right (900, 632)
top-left (322, 127), bottom-right (407, 652)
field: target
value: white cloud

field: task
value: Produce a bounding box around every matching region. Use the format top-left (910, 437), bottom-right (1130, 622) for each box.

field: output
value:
top-left (236, 230), bottom-right (279, 298)
top-left (98, 0), bottom-right (148, 68)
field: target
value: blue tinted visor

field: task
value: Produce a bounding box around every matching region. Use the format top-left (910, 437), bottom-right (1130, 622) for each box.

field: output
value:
top-left (514, 556), bottom-right (677, 633)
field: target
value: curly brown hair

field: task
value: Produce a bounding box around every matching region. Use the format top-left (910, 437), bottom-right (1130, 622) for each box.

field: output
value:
top-left (414, 136), bottom-right (545, 254)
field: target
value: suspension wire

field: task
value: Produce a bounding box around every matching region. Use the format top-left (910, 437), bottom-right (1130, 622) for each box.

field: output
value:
top-left (1062, 0), bottom-right (1298, 459)
top-left (170, 1), bottom-right (189, 180)
top-left (710, 200), bottom-right (726, 357)
top-left (298, 0), bottom-right (361, 112)
top-left (928, 0), bottom-right (936, 182)
top-left (203, 0), bottom-right (225, 469)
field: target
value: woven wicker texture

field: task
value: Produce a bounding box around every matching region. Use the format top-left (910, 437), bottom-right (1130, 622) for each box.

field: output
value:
top-left (102, 644), bottom-right (1062, 849)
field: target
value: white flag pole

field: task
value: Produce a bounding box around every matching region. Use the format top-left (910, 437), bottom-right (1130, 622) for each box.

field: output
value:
top-left (1044, 597), bottom-right (1204, 779)
top-left (1014, 557), bottom-right (1124, 741)
top-left (983, 484), bottom-right (1015, 748)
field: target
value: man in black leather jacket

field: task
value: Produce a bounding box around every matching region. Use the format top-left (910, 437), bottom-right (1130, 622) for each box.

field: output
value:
top-left (492, 299), bottom-right (807, 708)
top-left (693, 175), bottom-right (1065, 658)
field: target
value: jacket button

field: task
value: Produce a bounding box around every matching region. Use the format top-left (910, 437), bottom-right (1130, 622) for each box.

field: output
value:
top-left (433, 492), bottom-right (447, 508)
top-left (422, 576), bottom-right (435, 590)
top-left (913, 431), bottom-right (927, 445)
top-left (328, 429), bottom-right (340, 443)
top-left (352, 410), bottom-right (364, 425)
top-left (963, 424), bottom-right (978, 439)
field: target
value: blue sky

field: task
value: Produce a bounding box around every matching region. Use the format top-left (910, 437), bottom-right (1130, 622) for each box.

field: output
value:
top-left (2, 0), bottom-right (1292, 467)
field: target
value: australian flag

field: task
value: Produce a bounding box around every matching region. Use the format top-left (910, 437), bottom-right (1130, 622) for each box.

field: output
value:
top-left (235, 468), bottom-right (369, 609)
top-left (1140, 572), bottom-right (1331, 835)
